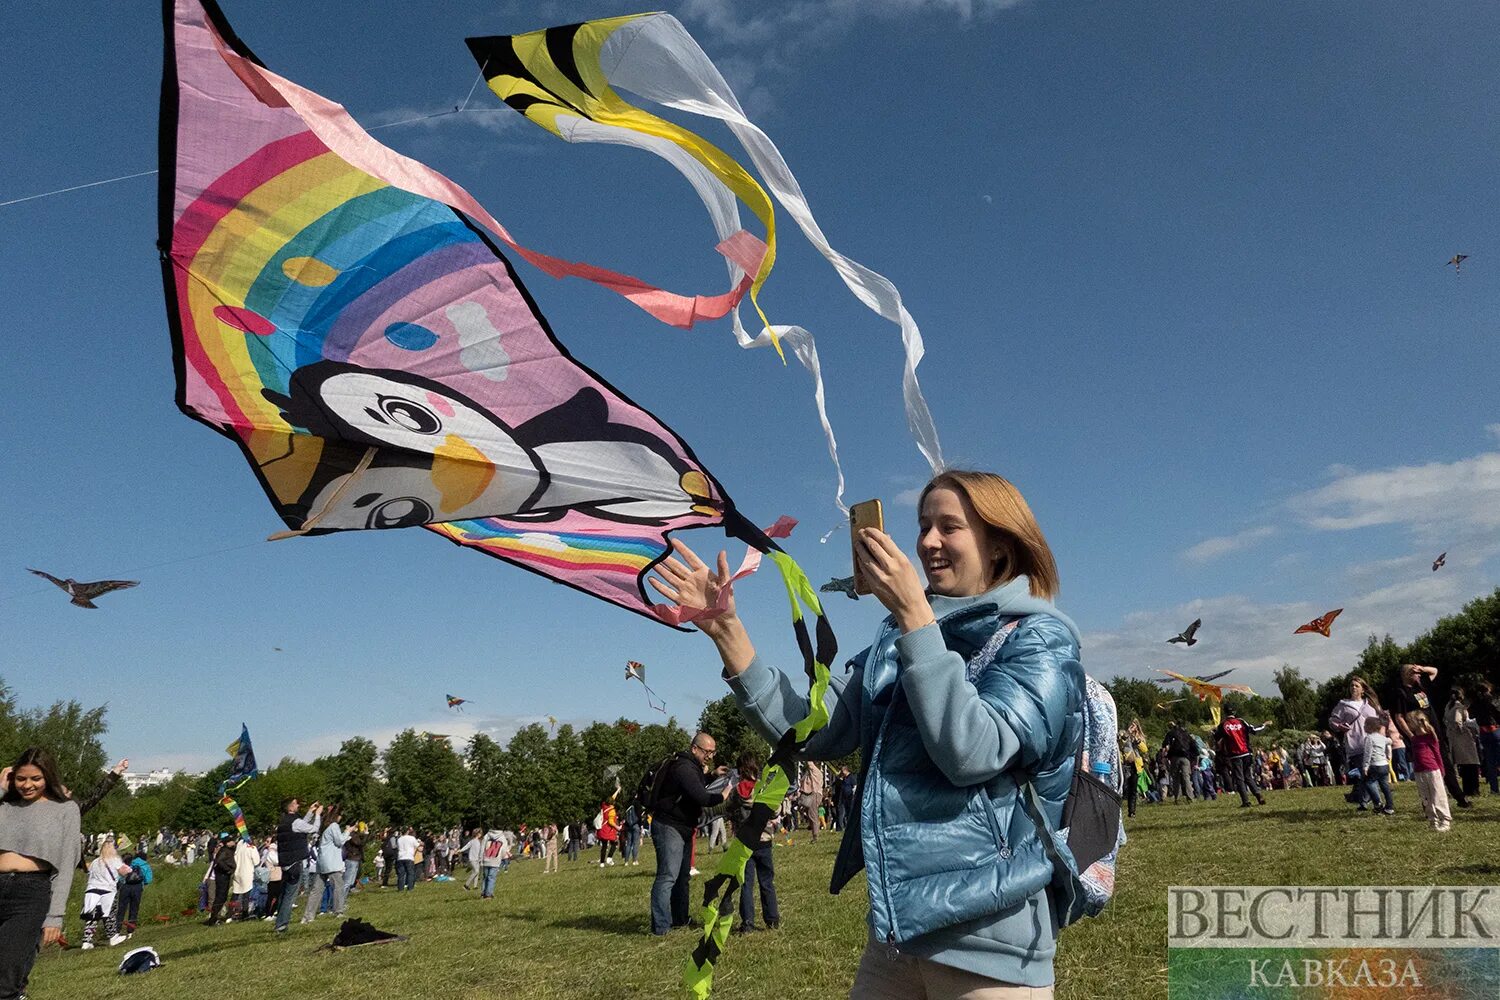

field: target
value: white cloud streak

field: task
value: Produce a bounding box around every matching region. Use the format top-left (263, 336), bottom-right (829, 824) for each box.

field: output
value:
top-left (1289, 451), bottom-right (1500, 535)
top-left (1181, 526), bottom-right (1277, 564)
top-left (1089, 565), bottom-right (1479, 694)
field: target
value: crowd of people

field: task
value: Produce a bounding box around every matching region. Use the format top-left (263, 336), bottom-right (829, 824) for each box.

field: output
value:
top-left (1118, 668), bottom-right (1500, 835)
top-left (0, 471), bottom-right (1493, 1000)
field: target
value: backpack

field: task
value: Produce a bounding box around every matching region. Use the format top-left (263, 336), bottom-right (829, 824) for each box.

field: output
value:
top-left (970, 617), bottom-right (1124, 927)
top-left (633, 754), bottom-right (676, 814)
top-left (591, 809), bottom-right (604, 831)
top-left (482, 837), bottom-right (501, 860)
top-left (118, 946), bottom-right (163, 975)
top-left (134, 860), bottom-right (153, 886)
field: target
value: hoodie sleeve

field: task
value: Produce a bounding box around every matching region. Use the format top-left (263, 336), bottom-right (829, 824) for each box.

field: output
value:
top-left (898, 615), bottom-right (1083, 787)
top-left (725, 652), bottom-right (862, 762)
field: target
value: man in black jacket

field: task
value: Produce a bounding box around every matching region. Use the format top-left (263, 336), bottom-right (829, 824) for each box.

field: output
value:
top-left (649, 732), bottom-right (728, 935)
top-left (273, 798), bottom-right (320, 932)
top-left (1165, 723), bottom-right (1196, 803)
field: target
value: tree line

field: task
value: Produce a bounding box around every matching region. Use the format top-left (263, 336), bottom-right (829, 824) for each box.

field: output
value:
top-left (12, 587), bottom-right (1496, 835)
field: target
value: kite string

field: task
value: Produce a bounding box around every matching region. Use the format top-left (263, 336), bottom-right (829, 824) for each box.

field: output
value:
top-left (0, 64), bottom-right (491, 211)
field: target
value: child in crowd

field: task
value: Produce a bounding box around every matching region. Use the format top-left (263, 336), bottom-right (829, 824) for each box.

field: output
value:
top-left (80, 842), bottom-right (131, 948)
top-left (1407, 713), bottom-right (1452, 832)
top-left (1361, 716), bottom-right (1395, 815)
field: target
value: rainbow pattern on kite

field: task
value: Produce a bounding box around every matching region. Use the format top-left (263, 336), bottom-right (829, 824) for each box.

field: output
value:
top-left (160, 0), bottom-right (821, 625)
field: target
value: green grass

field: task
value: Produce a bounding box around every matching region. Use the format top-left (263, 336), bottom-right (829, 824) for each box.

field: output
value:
top-left (32, 787), bottom-right (1500, 999)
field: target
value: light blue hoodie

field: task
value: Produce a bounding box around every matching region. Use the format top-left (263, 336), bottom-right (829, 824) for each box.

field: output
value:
top-left (728, 576), bottom-right (1084, 988)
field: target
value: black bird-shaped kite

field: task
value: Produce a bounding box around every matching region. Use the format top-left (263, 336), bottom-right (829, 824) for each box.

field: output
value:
top-left (1432, 552), bottom-right (1447, 572)
top-left (28, 569), bottom-right (138, 609)
top-left (1447, 254), bottom-right (1469, 274)
top-left (820, 576), bottom-right (859, 600)
top-left (1167, 618), bottom-right (1202, 646)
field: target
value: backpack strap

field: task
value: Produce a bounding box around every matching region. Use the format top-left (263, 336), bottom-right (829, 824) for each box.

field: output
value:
top-left (964, 616), bottom-right (1023, 682)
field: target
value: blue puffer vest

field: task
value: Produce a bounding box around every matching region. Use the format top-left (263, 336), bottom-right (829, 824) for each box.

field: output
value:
top-left (830, 603), bottom-right (1085, 945)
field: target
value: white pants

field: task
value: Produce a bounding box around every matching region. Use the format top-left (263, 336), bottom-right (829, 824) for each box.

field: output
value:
top-left (1415, 769), bottom-right (1452, 828)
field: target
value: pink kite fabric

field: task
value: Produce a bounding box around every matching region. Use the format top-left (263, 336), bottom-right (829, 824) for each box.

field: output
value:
top-left (191, 2), bottom-right (762, 330)
top-left (160, 0), bottom-right (787, 625)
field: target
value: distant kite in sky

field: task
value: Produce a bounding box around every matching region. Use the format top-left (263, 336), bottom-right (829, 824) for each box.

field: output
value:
top-left (446, 695), bottom-right (468, 712)
top-left (1167, 618), bottom-right (1202, 646)
top-left (159, 0), bottom-right (831, 692)
top-left (467, 13), bottom-right (948, 523)
top-left (626, 660), bottom-right (667, 715)
top-left (1432, 552), bottom-right (1446, 572)
top-left (820, 576), bottom-right (859, 601)
top-left (423, 733), bottom-right (451, 742)
top-left (1447, 254), bottom-right (1469, 274)
top-left (1154, 668), bottom-right (1256, 726)
top-left (28, 569), bottom-right (138, 609)
top-left (1294, 609), bottom-right (1343, 637)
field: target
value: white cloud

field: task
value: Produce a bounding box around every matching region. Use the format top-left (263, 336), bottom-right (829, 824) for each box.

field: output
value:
top-left (1181, 526), bottom-right (1277, 564)
top-left (1289, 451), bottom-right (1500, 535)
top-left (676, 0), bottom-right (1035, 98)
top-left (1090, 565), bottom-right (1476, 693)
top-left (893, 486), bottom-right (925, 507)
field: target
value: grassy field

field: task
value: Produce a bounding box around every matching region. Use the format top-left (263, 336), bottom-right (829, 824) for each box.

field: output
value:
top-left (32, 786), bottom-right (1500, 999)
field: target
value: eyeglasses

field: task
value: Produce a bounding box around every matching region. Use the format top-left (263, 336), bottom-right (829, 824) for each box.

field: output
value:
top-left (693, 744), bottom-right (716, 756)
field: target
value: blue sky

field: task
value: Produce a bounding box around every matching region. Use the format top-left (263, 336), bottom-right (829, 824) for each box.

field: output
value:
top-left (1, 0), bottom-right (1496, 772)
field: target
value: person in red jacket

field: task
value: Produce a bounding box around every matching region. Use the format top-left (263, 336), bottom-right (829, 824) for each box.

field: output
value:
top-left (597, 801), bottom-right (619, 867)
top-left (1214, 711), bottom-right (1272, 807)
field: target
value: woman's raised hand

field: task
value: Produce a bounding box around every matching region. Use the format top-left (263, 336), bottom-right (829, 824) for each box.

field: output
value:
top-left (650, 538), bottom-right (757, 676)
top-left (856, 528), bottom-right (934, 633)
top-left (648, 539), bottom-right (736, 623)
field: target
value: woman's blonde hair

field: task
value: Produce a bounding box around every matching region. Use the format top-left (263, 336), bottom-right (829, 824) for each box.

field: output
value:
top-left (919, 470), bottom-right (1060, 599)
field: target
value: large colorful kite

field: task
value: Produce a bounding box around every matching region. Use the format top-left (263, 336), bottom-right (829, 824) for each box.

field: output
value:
top-left (159, 0), bottom-right (825, 640)
top-left (1153, 669), bottom-right (1256, 727)
top-left (162, 6), bottom-right (837, 993)
top-left (466, 14), bottom-right (948, 515)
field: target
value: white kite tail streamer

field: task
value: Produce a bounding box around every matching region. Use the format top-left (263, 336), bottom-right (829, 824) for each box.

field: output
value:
top-left (554, 116), bottom-right (849, 516)
top-left (601, 15), bottom-right (946, 476)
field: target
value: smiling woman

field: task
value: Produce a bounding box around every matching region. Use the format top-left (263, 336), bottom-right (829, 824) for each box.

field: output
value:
top-left (651, 470), bottom-right (1085, 998)
top-left (0, 748), bottom-right (82, 999)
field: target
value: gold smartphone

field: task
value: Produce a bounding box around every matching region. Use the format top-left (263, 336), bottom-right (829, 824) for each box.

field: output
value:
top-left (849, 498), bottom-right (884, 595)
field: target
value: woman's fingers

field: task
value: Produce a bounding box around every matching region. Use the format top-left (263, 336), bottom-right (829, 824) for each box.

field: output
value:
top-left (647, 576), bottom-right (680, 602)
top-left (715, 550), bottom-right (732, 585)
top-left (671, 537), bottom-right (709, 571)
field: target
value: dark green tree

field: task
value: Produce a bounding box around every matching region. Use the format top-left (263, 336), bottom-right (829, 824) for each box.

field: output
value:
top-left (381, 731), bottom-right (468, 831)
top-left (316, 737), bottom-right (381, 824)
top-left (494, 724), bottom-right (552, 827)
top-left (464, 733), bottom-right (506, 828)
top-left (1273, 665), bottom-right (1318, 731)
